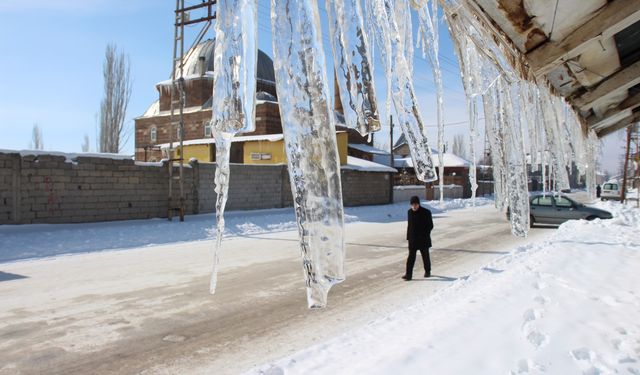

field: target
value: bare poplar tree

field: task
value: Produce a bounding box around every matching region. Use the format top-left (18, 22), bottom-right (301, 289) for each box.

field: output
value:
top-left (30, 123), bottom-right (44, 150)
top-left (81, 134), bottom-right (90, 152)
top-left (452, 133), bottom-right (467, 159)
top-left (99, 44), bottom-right (132, 153)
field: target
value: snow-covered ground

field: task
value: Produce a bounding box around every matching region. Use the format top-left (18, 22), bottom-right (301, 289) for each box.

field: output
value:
top-left (0, 197), bottom-right (493, 263)
top-left (251, 201), bottom-right (640, 375)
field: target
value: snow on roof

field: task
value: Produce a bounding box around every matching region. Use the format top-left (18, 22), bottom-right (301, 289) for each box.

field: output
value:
top-left (348, 143), bottom-right (390, 155)
top-left (0, 149), bottom-right (134, 163)
top-left (156, 72), bottom-right (215, 86)
top-left (342, 156), bottom-right (397, 173)
top-left (393, 153), bottom-right (470, 168)
top-left (141, 100), bottom-right (160, 118)
top-left (136, 99), bottom-right (276, 119)
top-left (156, 134), bottom-right (284, 149)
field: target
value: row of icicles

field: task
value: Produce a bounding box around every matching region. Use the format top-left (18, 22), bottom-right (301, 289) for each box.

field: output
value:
top-left (204, 0), bottom-right (599, 308)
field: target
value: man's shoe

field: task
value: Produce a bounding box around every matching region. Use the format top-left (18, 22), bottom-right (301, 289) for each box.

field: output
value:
top-left (401, 275), bottom-right (412, 281)
top-left (424, 272), bottom-right (431, 278)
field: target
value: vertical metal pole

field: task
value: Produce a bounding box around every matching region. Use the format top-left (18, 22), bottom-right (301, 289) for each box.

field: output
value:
top-left (178, 0), bottom-right (185, 222)
top-left (621, 125), bottom-right (632, 203)
top-left (389, 115), bottom-right (394, 203)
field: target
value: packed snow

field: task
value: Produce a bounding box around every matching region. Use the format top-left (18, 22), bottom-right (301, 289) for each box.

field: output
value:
top-left (0, 198), bottom-right (492, 264)
top-left (250, 201), bottom-right (640, 374)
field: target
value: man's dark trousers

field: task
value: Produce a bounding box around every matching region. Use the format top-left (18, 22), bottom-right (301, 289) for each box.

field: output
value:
top-left (406, 247), bottom-right (431, 278)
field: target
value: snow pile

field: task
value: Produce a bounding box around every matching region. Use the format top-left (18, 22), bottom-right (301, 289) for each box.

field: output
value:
top-left (250, 203), bottom-right (640, 374)
top-left (0, 198), bottom-right (491, 264)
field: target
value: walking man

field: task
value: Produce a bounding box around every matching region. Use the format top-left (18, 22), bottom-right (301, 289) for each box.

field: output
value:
top-left (402, 196), bottom-right (433, 280)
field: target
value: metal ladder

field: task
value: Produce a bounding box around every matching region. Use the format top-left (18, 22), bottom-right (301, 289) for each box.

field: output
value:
top-left (168, 0), bottom-right (186, 222)
top-left (167, 0), bottom-right (217, 222)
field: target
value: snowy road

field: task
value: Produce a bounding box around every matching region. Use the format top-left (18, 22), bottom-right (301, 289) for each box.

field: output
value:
top-left (0, 203), bottom-right (551, 375)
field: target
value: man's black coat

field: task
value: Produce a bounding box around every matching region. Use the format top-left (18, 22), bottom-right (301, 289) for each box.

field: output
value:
top-left (407, 206), bottom-right (434, 249)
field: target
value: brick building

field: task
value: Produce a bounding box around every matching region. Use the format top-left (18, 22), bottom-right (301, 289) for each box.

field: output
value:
top-left (134, 39), bottom-right (282, 162)
top-left (135, 39), bottom-right (377, 164)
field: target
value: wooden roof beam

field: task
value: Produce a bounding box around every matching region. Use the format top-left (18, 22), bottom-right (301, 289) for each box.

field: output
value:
top-left (596, 112), bottom-right (640, 137)
top-left (527, 0), bottom-right (640, 75)
top-left (587, 91), bottom-right (640, 129)
top-left (573, 59), bottom-right (640, 111)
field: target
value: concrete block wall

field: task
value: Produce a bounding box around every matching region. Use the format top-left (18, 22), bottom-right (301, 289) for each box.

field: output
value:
top-left (1, 151), bottom-right (392, 225)
top-left (341, 170), bottom-right (392, 206)
top-left (0, 151), bottom-right (196, 224)
top-left (393, 185), bottom-right (426, 203)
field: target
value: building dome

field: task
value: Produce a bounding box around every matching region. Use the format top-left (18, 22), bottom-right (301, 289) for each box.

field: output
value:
top-left (181, 39), bottom-right (275, 83)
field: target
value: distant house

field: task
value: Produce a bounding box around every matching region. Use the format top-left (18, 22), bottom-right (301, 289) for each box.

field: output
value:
top-left (389, 134), bottom-right (471, 195)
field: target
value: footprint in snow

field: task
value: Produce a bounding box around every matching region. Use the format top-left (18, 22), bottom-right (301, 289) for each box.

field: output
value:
top-left (532, 281), bottom-right (547, 290)
top-left (259, 365), bottom-right (285, 375)
top-left (526, 331), bottom-right (549, 348)
top-left (569, 348), bottom-right (612, 374)
top-left (533, 295), bottom-right (549, 306)
top-left (510, 358), bottom-right (546, 374)
top-left (521, 308), bottom-right (543, 331)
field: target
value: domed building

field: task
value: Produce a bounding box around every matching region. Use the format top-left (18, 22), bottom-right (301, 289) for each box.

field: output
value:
top-left (134, 39), bottom-right (284, 162)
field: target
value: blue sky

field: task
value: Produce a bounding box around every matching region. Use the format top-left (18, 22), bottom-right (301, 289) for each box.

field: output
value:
top-left (0, 0), bottom-right (624, 173)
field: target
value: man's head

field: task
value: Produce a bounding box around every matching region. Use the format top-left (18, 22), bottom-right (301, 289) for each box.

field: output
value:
top-left (410, 196), bottom-right (420, 211)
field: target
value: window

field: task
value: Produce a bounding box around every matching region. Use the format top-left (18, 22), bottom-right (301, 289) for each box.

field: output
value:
top-left (532, 196), bottom-right (553, 206)
top-left (555, 197), bottom-right (573, 207)
top-left (603, 183), bottom-right (618, 190)
top-left (150, 126), bottom-right (157, 143)
top-left (204, 120), bottom-right (212, 137)
top-left (250, 152), bottom-right (272, 160)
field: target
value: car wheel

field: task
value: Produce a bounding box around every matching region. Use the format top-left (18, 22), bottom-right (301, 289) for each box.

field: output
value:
top-left (586, 215), bottom-right (597, 221)
top-left (529, 215), bottom-right (535, 228)
top-left (601, 198), bottom-right (606, 201)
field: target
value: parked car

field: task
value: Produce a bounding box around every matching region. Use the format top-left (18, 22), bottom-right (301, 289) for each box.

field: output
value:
top-left (508, 194), bottom-right (613, 226)
top-left (601, 182), bottom-right (621, 201)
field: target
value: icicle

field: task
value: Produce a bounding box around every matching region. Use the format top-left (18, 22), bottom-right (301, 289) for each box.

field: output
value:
top-left (585, 130), bottom-right (599, 199)
top-left (467, 96), bottom-right (479, 204)
top-left (414, 0), bottom-right (446, 203)
top-left (540, 90), bottom-right (570, 191)
top-left (365, 0), bottom-right (392, 134)
top-left (271, 0), bottom-right (345, 308)
top-left (367, 0), bottom-right (437, 182)
top-left (482, 78), bottom-right (508, 211)
top-left (525, 83), bottom-right (540, 173)
top-left (501, 79), bottom-right (530, 236)
top-left (209, 0), bottom-right (258, 294)
top-left (325, 0), bottom-right (381, 136)
top-left (395, 0), bottom-right (415, 76)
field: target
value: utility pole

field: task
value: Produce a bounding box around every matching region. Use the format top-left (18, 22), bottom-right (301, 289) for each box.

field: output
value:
top-left (389, 115), bottom-right (394, 203)
top-left (621, 124), bottom-right (632, 203)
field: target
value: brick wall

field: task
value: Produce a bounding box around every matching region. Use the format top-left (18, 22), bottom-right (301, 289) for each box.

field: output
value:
top-left (1, 151), bottom-right (392, 225)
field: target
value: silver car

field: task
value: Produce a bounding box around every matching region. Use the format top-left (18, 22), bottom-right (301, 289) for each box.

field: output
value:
top-left (528, 194), bottom-right (612, 226)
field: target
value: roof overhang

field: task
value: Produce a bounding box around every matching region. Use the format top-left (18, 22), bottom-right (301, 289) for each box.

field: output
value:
top-left (470, 0), bottom-right (640, 137)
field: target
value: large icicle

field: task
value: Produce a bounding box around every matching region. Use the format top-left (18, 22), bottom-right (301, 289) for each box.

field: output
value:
top-left (270, 0), bottom-right (345, 308)
top-left (367, 0), bottom-right (438, 182)
top-left (325, 0), bottom-right (381, 135)
top-left (415, 0), bottom-right (446, 203)
top-left (500, 79), bottom-right (531, 236)
top-left (209, 0), bottom-right (258, 293)
top-left (445, 13), bottom-right (499, 206)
